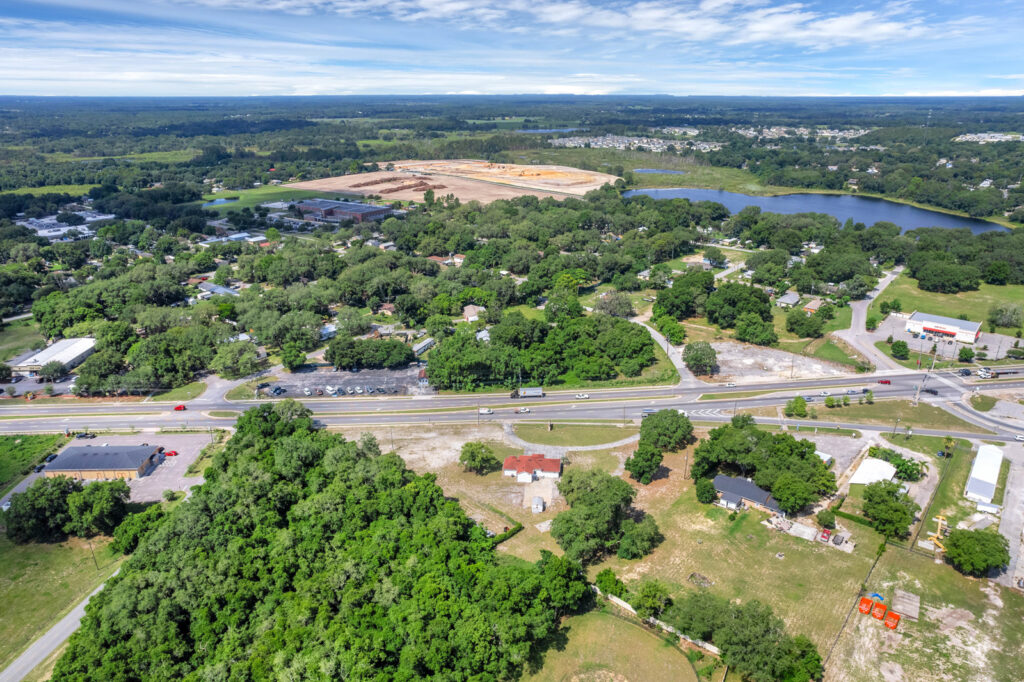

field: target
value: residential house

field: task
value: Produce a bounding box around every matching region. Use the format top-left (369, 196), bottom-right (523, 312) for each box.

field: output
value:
top-left (712, 474), bottom-right (782, 514)
top-left (776, 292), bottom-right (800, 308)
top-left (463, 305), bottom-right (485, 323)
top-left (503, 454), bottom-right (562, 483)
top-left (802, 298), bottom-right (823, 315)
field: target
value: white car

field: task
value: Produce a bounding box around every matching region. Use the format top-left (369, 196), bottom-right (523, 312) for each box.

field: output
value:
top-left (819, 391), bottom-right (830, 397)
top-left (726, 383), bottom-right (736, 387)
top-left (325, 385), bottom-right (336, 394)
top-left (303, 388), bottom-right (312, 396)
top-left (516, 407), bottom-right (531, 414)
top-left (1016, 435), bottom-right (1024, 442)
top-left (575, 393), bottom-right (589, 399)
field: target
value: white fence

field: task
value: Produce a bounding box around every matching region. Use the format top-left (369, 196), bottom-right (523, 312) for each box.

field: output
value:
top-left (591, 586), bottom-right (722, 656)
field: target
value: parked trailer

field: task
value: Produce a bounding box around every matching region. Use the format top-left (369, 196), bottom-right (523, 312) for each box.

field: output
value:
top-left (511, 387), bottom-right (545, 399)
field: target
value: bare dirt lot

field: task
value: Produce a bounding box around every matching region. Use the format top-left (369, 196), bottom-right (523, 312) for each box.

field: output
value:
top-left (287, 159), bottom-right (619, 204)
top-left (710, 341), bottom-right (858, 384)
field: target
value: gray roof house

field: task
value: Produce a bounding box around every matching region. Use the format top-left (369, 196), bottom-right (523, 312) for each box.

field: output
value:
top-left (712, 474), bottom-right (782, 514)
top-left (776, 291), bottom-right (800, 308)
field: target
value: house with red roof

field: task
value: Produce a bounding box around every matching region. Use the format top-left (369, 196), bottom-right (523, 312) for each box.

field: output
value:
top-left (503, 454), bottom-right (562, 483)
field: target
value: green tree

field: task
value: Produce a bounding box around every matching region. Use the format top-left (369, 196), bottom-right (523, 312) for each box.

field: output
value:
top-left (594, 291), bottom-right (634, 318)
top-left (683, 341), bottom-right (717, 375)
top-left (944, 529), bottom-right (1010, 576)
top-left (862, 480), bottom-right (919, 538)
top-left (280, 342), bottom-right (305, 371)
top-left (5, 476), bottom-right (83, 543)
top-left (890, 340), bottom-right (910, 359)
top-left (551, 469), bottom-right (638, 564)
top-left (695, 477), bottom-right (717, 503)
top-left (784, 397), bottom-right (807, 418)
top-left (625, 441), bottom-right (663, 485)
top-left (0, 363), bottom-right (11, 383)
top-left (65, 480), bottom-right (131, 537)
top-left (703, 246), bottom-right (726, 267)
top-left (824, 396), bottom-right (836, 408)
top-left (5, 386), bottom-right (15, 398)
top-left (425, 313), bottom-right (454, 340)
top-left (630, 580), bottom-right (671, 620)
top-left (111, 504), bottom-right (166, 554)
top-left (210, 341), bottom-right (261, 379)
top-left (866, 314), bottom-right (879, 331)
top-left (264, 227), bottom-right (281, 242)
top-left (39, 360), bottom-right (66, 382)
top-left (817, 509), bottom-right (836, 529)
top-left (595, 568), bottom-right (626, 597)
top-left (459, 441), bottom-right (501, 474)
top-left (617, 516), bottom-right (663, 559)
top-left (544, 289), bottom-right (583, 323)
top-left (640, 409), bottom-right (694, 451)
top-left (535, 550), bottom-right (589, 614)
top-left (959, 346), bottom-right (975, 362)
top-left (864, 390), bottom-right (874, 404)
top-left (734, 312), bottom-right (778, 345)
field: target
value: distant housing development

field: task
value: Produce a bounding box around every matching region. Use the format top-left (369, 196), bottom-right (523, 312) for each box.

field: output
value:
top-left (10, 338), bottom-right (96, 376)
top-left (904, 312), bottom-right (982, 344)
top-left (548, 133), bottom-right (723, 153)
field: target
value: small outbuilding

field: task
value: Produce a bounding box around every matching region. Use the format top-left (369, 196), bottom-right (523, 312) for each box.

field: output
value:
top-left (44, 445), bottom-right (162, 481)
top-left (531, 496), bottom-right (545, 513)
top-left (848, 457), bottom-right (897, 486)
top-left (965, 444), bottom-right (1003, 504)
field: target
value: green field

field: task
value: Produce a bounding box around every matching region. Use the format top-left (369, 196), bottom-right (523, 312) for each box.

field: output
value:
top-left (886, 434), bottom-right (975, 528)
top-left (522, 609), bottom-right (698, 682)
top-left (200, 185), bottom-right (358, 214)
top-left (970, 394), bottom-right (997, 411)
top-left (992, 459), bottom-right (1011, 507)
top-left (1, 184), bottom-right (99, 196)
top-left (818, 400), bottom-right (989, 434)
top-left (513, 423), bottom-right (638, 447)
top-left (0, 319), bottom-right (45, 362)
top-left (42, 149), bottom-right (199, 164)
top-left (0, 434), bottom-right (67, 495)
top-left (869, 274), bottom-right (1024, 336)
top-left (0, 536), bottom-right (121, 670)
top-left (151, 381), bottom-right (206, 402)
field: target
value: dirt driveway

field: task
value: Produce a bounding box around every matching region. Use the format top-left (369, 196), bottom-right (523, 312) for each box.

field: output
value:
top-left (711, 341), bottom-right (857, 384)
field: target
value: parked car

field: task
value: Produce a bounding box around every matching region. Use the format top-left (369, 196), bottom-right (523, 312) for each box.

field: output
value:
top-left (173, 404), bottom-right (187, 411)
top-left (316, 389), bottom-right (323, 396)
top-left (75, 432), bottom-right (95, 439)
top-left (832, 534), bottom-right (844, 546)
top-left (164, 450), bottom-right (179, 457)
top-left (33, 464), bottom-right (45, 473)
top-left (256, 382), bottom-right (270, 389)
top-left (516, 407), bottom-right (531, 414)
top-left (958, 369), bottom-right (972, 376)
top-left (819, 391), bottom-right (830, 397)
top-left (303, 388), bottom-right (312, 396)
top-left (346, 387), bottom-right (354, 395)
top-left (575, 393), bottom-right (589, 399)
top-left (9, 376), bottom-right (21, 384)
top-left (45, 454), bottom-right (57, 462)
top-left (355, 386), bottom-right (363, 394)
top-left (819, 529), bottom-right (831, 542)
top-left (878, 379), bottom-right (891, 385)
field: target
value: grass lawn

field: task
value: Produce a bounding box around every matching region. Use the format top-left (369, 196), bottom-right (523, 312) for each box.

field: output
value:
top-left (208, 410), bottom-right (240, 418)
top-left (811, 338), bottom-right (869, 369)
top-left (523, 609), bottom-right (698, 682)
top-left (0, 319), bottom-right (45, 362)
top-left (992, 458), bottom-right (1011, 507)
top-left (868, 273), bottom-right (1024, 336)
top-left (0, 434), bottom-right (67, 496)
top-left (819, 400), bottom-right (990, 434)
top-left (970, 394), bottom-right (997, 412)
top-left (0, 536), bottom-right (122, 670)
top-left (199, 186), bottom-right (354, 215)
top-left (502, 304), bottom-right (545, 321)
top-left (2, 184), bottom-right (99, 196)
top-left (886, 435), bottom-right (975, 528)
top-left (43, 150), bottom-right (198, 164)
top-left (831, 545), bottom-right (1024, 682)
top-left (151, 381), bottom-right (206, 402)
top-left (578, 284), bottom-right (657, 316)
top-left (513, 423), bottom-right (638, 447)
top-left (699, 389), bottom-right (779, 401)
top-left (872, 340), bottom-right (960, 370)
top-left (587, 450), bottom-right (882, 652)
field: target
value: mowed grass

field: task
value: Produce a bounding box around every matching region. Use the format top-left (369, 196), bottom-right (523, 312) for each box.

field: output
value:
top-left (43, 149), bottom-right (199, 163)
top-left (0, 319), bottom-right (45, 362)
top-left (587, 449), bottom-right (882, 651)
top-left (868, 273), bottom-right (1024, 336)
top-left (523, 609), bottom-right (698, 682)
top-left (0, 434), bottom-right (67, 495)
top-left (831, 545), bottom-right (1024, 682)
top-left (0, 536), bottom-right (121, 669)
top-left (1, 184), bottom-right (99, 196)
top-left (200, 186), bottom-right (355, 214)
top-left (699, 389), bottom-right (779, 401)
top-left (970, 394), bottom-right (997, 412)
top-left (151, 381), bottom-right (206, 402)
top-left (886, 434), bottom-right (975, 527)
top-left (822, 400), bottom-right (990, 434)
top-left (513, 423), bottom-right (638, 447)
top-left (226, 375), bottom-right (278, 400)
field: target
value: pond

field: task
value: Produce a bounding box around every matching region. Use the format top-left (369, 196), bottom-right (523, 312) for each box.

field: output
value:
top-left (202, 198), bottom-right (239, 207)
top-left (632, 168), bottom-right (687, 175)
top-left (623, 187), bottom-right (1007, 235)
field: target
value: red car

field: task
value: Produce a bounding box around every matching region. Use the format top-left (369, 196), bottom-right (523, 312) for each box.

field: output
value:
top-left (877, 379), bottom-right (891, 385)
top-left (164, 450), bottom-right (179, 457)
top-left (173, 404), bottom-right (187, 411)
top-left (820, 529), bottom-right (832, 542)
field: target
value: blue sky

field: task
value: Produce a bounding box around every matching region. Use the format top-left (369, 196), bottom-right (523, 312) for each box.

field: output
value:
top-left (1, 0), bottom-right (1022, 96)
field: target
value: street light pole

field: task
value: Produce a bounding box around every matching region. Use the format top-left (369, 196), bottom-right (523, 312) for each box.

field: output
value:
top-left (891, 417), bottom-right (901, 435)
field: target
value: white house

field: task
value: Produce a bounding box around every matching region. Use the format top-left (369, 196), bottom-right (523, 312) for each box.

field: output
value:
top-left (965, 444), bottom-right (1003, 504)
top-left (502, 454), bottom-right (561, 483)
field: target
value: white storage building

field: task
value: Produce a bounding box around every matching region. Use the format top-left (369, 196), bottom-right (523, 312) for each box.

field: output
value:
top-left (905, 312), bottom-right (981, 344)
top-left (849, 457), bottom-right (897, 486)
top-left (11, 338), bottom-right (96, 376)
top-left (965, 444), bottom-right (1003, 504)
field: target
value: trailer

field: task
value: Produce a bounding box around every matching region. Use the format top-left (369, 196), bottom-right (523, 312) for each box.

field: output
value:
top-left (511, 387), bottom-right (544, 399)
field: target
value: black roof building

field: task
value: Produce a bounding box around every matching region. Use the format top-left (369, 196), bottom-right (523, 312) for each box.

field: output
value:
top-left (46, 445), bottom-right (161, 473)
top-left (712, 474), bottom-right (782, 514)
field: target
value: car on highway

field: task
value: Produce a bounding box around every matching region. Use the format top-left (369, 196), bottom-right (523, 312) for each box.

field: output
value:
top-left (516, 407), bottom-right (531, 413)
top-left (819, 528), bottom-right (831, 542)
top-left (641, 408), bottom-right (658, 418)
top-left (478, 408), bottom-right (493, 415)
top-left (819, 391), bottom-right (830, 397)
top-left (173, 404), bottom-right (187, 411)
top-left (846, 389), bottom-right (857, 394)
top-left (575, 393), bottom-right (589, 399)
top-left (878, 379), bottom-right (891, 385)
top-left (726, 382), bottom-right (736, 387)
top-left (1016, 435), bottom-right (1024, 442)
top-left (164, 450), bottom-right (179, 457)
top-left (303, 388), bottom-right (312, 396)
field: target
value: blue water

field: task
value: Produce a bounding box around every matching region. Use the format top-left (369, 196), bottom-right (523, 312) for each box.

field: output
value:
top-left (633, 168), bottom-right (687, 175)
top-left (515, 127), bottom-right (580, 133)
top-left (623, 187), bottom-right (1007, 235)
top-left (202, 198), bottom-right (239, 207)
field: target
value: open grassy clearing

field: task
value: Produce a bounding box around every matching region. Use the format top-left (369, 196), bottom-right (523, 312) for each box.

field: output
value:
top-left (0, 536), bottom-right (122, 670)
top-left (818, 400), bottom-right (990, 434)
top-left (873, 340), bottom-right (964, 370)
top-left (991, 458), bottom-right (1011, 507)
top-left (0, 434), bottom-right (67, 496)
top-left (151, 381), bottom-right (206, 402)
top-left (1, 184), bottom-right (99, 196)
top-left (578, 283), bottom-right (657, 316)
top-left (225, 375), bottom-right (278, 400)
top-left (198, 186), bottom-right (355, 214)
top-left (503, 304), bottom-right (546, 321)
top-left (0, 319), bottom-right (45, 362)
top-left (43, 149), bottom-right (199, 163)
top-left (588, 448), bottom-right (882, 652)
top-left (522, 608), bottom-right (699, 682)
top-left (829, 545), bottom-right (1024, 682)
top-left (969, 394), bottom-right (997, 411)
top-left (868, 273), bottom-right (1024, 336)
top-left (185, 429), bottom-right (229, 477)
top-left (885, 435), bottom-right (975, 529)
top-left (513, 423), bottom-right (638, 447)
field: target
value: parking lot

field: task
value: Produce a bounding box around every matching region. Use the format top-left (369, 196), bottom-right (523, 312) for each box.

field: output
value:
top-left (877, 316), bottom-right (1018, 361)
top-left (0, 375), bottom-right (75, 397)
top-left (265, 364), bottom-right (429, 398)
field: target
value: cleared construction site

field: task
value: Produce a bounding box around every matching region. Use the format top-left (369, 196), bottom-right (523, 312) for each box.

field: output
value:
top-left (286, 159), bottom-right (620, 204)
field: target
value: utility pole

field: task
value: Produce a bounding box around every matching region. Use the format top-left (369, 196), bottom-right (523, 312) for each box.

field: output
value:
top-left (891, 417), bottom-right (901, 435)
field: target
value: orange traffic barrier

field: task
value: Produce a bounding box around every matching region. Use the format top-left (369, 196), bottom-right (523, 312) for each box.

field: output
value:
top-left (885, 612), bottom-right (901, 630)
top-left (858, 597), bottom-right (874, 614)
top-left (872, 603), bottom-right (888, 620)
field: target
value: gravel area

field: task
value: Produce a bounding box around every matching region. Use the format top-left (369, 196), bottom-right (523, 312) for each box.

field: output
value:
top-left (709, 341), bottom-right (857, 384)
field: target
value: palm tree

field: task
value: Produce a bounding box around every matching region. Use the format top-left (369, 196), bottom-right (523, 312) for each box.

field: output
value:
top-left (943, 435), bottom-right (956, 457)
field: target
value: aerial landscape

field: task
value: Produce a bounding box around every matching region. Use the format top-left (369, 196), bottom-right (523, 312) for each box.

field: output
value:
top-left (2, 1), bottom-right (1024, 681)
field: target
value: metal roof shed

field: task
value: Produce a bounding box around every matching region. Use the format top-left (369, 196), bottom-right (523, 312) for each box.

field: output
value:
top-left (965, 444), bottom-right (1003, 504)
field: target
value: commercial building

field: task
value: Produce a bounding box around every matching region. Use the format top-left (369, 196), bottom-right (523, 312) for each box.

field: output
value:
top-left (11, 338), bottom-right (96, 376)
top-left (503, 454), bottom-right (562, 483)
top-left (712, 475), bottom-right (782, 514)
top-left (905, 312), bottom-right (981, 344)
top-left (44, 445), bottom-right (162, 481)
top-left (296, 199), bottom-right (392, 223)
top-left (965, 444), bottom-right (1003, 504)
top-left (849, 457), bottom-right (897, 486)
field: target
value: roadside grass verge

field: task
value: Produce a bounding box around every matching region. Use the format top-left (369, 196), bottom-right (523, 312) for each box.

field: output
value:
top-left (0, 319), bottom-right (45, 362)
top-left (0, 434), bottom-right (67, 496)
top-left (969, 394), bottom-right (997, 412)
top-left (0, 536), bottom-right (121, 670)
top-left (513, 423), bottom-right (638, 447)
top-left (698, 389), bottom-right (778, 401)
top-left (226, 375), bottom-right (278, 401)
top-left (992, 458), bottom-right (1011, 507)
top-left (208, 410), bottom-right (240, 418)
top-left (817, 400), bottom-right (990, 434)
top-left (151, 381), bottom-right (206, 402)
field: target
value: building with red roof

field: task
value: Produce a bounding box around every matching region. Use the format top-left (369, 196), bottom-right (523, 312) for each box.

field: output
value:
top-left (502, 454), bottom-right (562, 483)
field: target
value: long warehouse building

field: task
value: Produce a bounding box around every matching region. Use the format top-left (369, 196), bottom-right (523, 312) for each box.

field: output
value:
top-left (10, 338), bottom-right (96, 376)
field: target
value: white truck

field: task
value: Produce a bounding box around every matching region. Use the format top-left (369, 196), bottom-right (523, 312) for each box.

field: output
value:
top-left (478, 408), bottom-right (494, 415)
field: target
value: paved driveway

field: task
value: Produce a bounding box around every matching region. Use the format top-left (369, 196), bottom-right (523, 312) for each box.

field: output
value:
top-left (126, 432), bottom-right (213, 502)
top-left (997, 441), bottom-right (1024, 587)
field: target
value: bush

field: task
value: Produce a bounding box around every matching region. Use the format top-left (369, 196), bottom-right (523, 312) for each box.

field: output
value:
top-left (959, 346), bottom-right (975, 362)
top-left (695, 478), bottom-right (717, 504)
top-left (890, 340), bottom-right (910, 359)
top-left (595, 568), bottom-right (626, 597)
top-left (816, 509), bottom-right (836, 529)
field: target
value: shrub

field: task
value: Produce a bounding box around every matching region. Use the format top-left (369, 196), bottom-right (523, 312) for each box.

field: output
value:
top-left (817, 509), bottom-right (836, 529)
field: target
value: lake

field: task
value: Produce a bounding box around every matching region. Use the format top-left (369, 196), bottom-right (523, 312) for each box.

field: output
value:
top-left (202, 198), bottom-right (239, 207)
top-left (623, 187), bottom-right (1007, 234)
